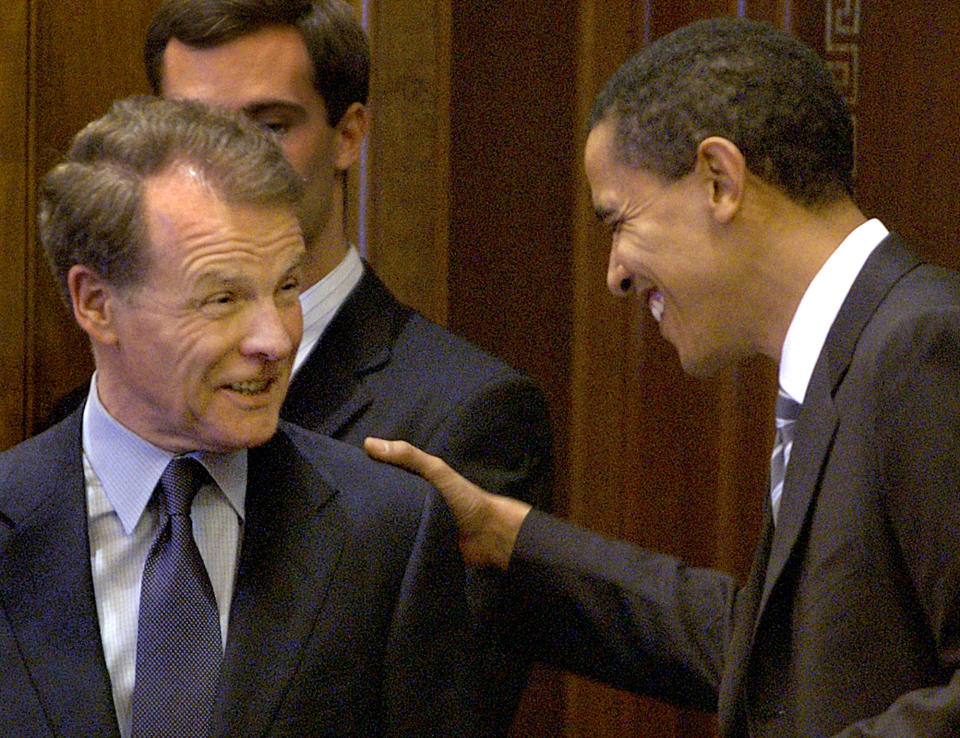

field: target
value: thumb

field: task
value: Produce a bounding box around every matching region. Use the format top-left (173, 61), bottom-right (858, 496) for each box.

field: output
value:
top-left (364, 437), bottom-right (455, 488)
top-left (364, 437), bottom-right (484, 511)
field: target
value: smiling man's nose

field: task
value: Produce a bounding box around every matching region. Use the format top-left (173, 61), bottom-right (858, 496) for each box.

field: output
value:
top-left (606, 253), bottom-right (633, 296)
top-left (242, 303), bottom-right (296, 361)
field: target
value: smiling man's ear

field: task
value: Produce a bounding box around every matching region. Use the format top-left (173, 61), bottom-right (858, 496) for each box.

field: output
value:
top-left (68, 264), bottom-right (122, 347)
top-left (695, 136), bottom-right (746, 223)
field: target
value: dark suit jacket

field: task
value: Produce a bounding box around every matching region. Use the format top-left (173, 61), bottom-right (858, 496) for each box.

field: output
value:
top-left (501, 235), bottom-right (960, 736)
top-left (0, 410), bottom-right (494, 737)
top-left (282, 265), bottom-right (552, 507)
top-left (281, 265), bottom-right (554, 732)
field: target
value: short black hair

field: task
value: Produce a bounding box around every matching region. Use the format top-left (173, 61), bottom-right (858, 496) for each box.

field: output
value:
top-left (589, 17), bottom-right (853, 206)
top-left (145, 0), bottom-right (368, 126)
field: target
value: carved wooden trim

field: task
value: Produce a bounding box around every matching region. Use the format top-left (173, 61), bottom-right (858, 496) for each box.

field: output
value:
top-left (824, 0), bottom-right (861, 169)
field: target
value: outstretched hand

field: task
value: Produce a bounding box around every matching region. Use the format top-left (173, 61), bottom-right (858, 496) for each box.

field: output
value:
top-left (364, 438), bottom-right (531, 569)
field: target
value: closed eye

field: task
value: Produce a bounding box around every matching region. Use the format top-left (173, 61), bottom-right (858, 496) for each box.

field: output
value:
top-left (206, 292), bottom-right (235, 305)
top-left (593, 206), bottom-right (622, 234)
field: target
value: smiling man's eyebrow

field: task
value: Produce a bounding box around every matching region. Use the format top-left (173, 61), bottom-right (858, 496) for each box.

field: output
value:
top-left (284, 250), bottom-right (306, 275)
top-left (242, 100), bottom-right (306, 119)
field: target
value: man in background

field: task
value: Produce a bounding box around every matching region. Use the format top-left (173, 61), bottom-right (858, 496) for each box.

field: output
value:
top-left (1, 95), bottom-right (493, 736)
top-left (368, 16), bottom-right (960, 736)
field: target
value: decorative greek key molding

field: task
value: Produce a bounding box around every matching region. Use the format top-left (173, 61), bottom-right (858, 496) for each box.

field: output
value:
top-left (824, 0), bottom-right (860, 107)
top-left (824, 0), bottom-right (861, 169)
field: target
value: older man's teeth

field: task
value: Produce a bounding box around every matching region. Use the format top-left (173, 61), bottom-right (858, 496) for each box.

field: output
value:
top-left (230, 379), bottom-right (271, 395)
top-left (648, 291), bottom-right (664, 323)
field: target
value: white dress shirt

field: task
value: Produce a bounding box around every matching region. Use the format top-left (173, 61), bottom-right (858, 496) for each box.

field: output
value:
top-left (83, 378), bottom-right (246, 738)
top-left (779, 218), bottom-right (890, 403)
top-left (771, 218), bottom-right (888, 510)
top-left (293, 244), bottom-right (364, 376)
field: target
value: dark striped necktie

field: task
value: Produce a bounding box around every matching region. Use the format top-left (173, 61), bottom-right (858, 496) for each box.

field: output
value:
top-left (770, 388), bottom-right (801, 524)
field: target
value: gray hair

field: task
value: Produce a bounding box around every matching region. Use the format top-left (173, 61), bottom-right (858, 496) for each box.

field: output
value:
top-left (38, 94), bottom-right (303, 305)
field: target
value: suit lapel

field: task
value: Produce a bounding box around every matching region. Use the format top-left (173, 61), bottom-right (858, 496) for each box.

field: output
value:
top-left (0, 410), bottom-right (118, 736)
top-left (760, 235), bottom-right (921, 604)
top-left (282, 265), bottom-right (412, 436)
top-left (718, 235), bottom-right (922, 728)
top-left (211, 426), bottom-right (349, 736)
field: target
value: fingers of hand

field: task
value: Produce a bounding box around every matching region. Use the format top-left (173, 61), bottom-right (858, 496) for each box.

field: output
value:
top-left (364, 437), bottom-right (445, 483)
top-left (363, 437), bottom-right (423, 471)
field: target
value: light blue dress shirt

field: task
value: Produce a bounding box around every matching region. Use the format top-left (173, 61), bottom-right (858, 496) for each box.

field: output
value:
top-left (82, 378), bottom-right (247, 738)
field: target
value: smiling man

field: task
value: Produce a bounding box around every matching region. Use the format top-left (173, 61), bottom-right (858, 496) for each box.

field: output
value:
top-left (143, 0), bottom-right (552, 510)
top-left (0, 95), bottom-right (498, 737)
top-left (141, 2), bottom-right (553, 731)
top-left (368, 16), bottom-right (960, 737)
top-left (87, 161), bottom-right (304, 454)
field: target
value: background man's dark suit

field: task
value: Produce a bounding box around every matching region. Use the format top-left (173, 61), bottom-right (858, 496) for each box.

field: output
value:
top-left (0, 409), bottom-right (491, 737)
top-left (281, 264), bottom-right (553, 731)
top-left (282, 265), bottom-right (553, 506)
top-left (498, 235), bottom-right (960, 736)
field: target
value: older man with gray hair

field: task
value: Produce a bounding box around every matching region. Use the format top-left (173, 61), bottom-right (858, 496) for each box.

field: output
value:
top-left (1, 95), bottom-right (493, 737)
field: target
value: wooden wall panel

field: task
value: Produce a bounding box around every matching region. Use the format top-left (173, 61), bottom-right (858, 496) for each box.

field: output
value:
top-left (447, 3), bottom-right (578, 735)
top-left (856, 0), bottom-right (960, 269)
top-left (28, 0), bottom-right (160, 434)
top-left (0, 0), bottom-right (30, 450)
top-left (363, 0), bottom-right (451, 325)
top-left (448, 0), bottom-right (577, 451)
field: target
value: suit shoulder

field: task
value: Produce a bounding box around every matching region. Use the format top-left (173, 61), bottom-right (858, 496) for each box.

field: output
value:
top-left (277, 422), bottom-right (434, 518)
top-left (903, 261), bottom-right (960, 301)
top-left (361, 268), bottom-right (523, 377)
top-left (394, 311), bottom-right (532, 392)
top-left (840, 260), bottom-right (960, 412)
top-left (0, 415), bottom-right (81, 524)
top-left (0, 417), bottom-right (76, 476)
top-left (865, 262), bottom-right (960, 346)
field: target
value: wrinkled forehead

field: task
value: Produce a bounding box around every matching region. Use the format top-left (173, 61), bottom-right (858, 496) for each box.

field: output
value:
top-left (584, 116), bottom-right (636, 193)
top-left (141, 165), bottom-right (301, 267)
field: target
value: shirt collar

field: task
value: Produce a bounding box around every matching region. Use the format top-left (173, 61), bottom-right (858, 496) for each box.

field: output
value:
top-left (293, 244), bottom-right (365, 375)
top-left (82, 375), bottom-right (247, 534)
top-left (779, 218), bottom-right (889, 403)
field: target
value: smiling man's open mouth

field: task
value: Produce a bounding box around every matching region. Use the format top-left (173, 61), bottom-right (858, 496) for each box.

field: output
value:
top-left (227, 377), bottom-right (276, 396)
top-left (647, 289), bottom-right (664, 323)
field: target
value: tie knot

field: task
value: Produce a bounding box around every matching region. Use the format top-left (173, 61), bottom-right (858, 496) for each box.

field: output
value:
top-left (775, 388), bottom-right (801, 423)
top-left (158, 457), bottom-right (209, 517)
